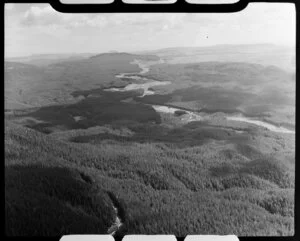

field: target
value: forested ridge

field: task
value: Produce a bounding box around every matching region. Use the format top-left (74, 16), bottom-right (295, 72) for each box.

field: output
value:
top-left (5, 121), bottom-right (294, 236)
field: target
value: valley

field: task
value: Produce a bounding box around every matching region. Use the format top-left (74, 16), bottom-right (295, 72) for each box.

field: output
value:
top-left (5, 45), bottom-right (295, 237)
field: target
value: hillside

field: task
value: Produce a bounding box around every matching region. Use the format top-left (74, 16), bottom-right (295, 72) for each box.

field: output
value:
top-left (5, 121), bottom-right (117, 236)
top-left (5, 46), bottom-right (295, 237)
top-left (5, 53), bottom-right (157, 110)
top-left (5, 120), bottom-right (294, 236)
top-left (139, 61), bottom-right (295, 128)
top-left (9, 61), bottom-right (293, 133)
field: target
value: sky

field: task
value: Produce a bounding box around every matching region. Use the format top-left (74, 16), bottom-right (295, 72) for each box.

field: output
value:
top-left (5, 2), bottom-right (295, 58)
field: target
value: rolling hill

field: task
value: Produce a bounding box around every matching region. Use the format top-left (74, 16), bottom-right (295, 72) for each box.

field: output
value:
top-left (5, 53), bottom-right (94, 67)
top-left (5, 53), bottom-right (159, 110)
top-left (5, 118), bottom-right (295, 236)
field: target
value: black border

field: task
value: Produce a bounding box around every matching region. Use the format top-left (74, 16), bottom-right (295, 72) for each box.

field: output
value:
top-left (2, 1), bottom-right (299, 241)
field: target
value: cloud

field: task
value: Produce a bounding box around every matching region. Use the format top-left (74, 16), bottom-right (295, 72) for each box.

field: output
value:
top-left (21, 6), bottom-right (112, 32)
top-left (22, 5), bottom-right (66, 26)
top-left (108, 13), bottom-right (186, 28)
top-left (5, 4), bottom-right (15, 11)
top-left (20, 6), bottom-right (188, 33)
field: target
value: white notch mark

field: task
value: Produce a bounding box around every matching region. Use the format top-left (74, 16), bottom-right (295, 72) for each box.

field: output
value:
top-left (123, 235), bottom-right (177, 241)
top-left (59, 0), bottom-right (114, 4)
top-left (185, 0), bottom-right (240, 4)
top-left (185, 235), bottom-right (239, 241)
top-left (122, 0), bottom-right (177, 4)
top-left (60, 235), bottom-right (115, 241)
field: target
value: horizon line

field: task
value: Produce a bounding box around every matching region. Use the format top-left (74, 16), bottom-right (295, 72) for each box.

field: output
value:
top-left (5, 42), bottom-right (294, 59)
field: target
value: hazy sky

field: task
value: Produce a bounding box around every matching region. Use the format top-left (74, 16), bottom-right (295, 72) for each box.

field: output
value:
top-left (5, 3), bottom-right (295, 57)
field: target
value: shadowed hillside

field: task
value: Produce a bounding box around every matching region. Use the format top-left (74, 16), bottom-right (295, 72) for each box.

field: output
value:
top-left (6, 165), bottom-right (115, 236)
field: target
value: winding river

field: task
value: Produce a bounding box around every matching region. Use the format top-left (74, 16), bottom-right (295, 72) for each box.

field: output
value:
top-left (226, 116), bottom-right (295, 134)
top-left (104, 59), bottom-right (171, 97)
top-left (105, 59), bottom-right (295, 135)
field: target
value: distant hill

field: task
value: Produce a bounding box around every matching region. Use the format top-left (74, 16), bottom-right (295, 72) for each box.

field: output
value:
top-left (5, 62), bottom-right (47, 109)
top-left (137, 44), bottom-right (295, 72)
top-left (90, 52), bottom-right (159, 61)
top-left (6, 53), bottom-right (94, 67)
top-left (6, 52), bottom-right (160, 67)
top-left (5, 52), bottom-right (158, 110)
